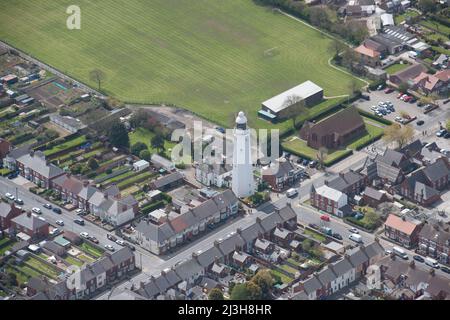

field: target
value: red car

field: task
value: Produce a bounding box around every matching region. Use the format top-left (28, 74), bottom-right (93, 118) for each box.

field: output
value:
top-left (384, 87), bottom-right (394, 94)
top-left (397, 92), bottom-right (404, 99)
top-left (403, 95), bottom-right (412, 102)
top-left (320, 215), bottom-right (330, 222)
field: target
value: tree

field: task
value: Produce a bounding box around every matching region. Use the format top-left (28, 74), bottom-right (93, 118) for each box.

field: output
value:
top-left (282, 95), bottom-right (307, 130)
top-left (230, 281), bottom-right (262, 300)
top-left (89, 69), bottom-right (106, 91)
top-left (418, 0), bottom-right (437, 14)
top-left (446, 120), bottom-right (450, 132)
top-left (328, 39), bottom-right (346, 59)
top-left (151, 134), bottom-right (165, 154)
top-left (130, 109), bottom-right (148, 129)
top-left (208, 288), bottom-right (224, 300)
top-left (108, 121), bottom-right (130, 149)
top-left (251, 270), bottom-right (274, 299)
top-left (302, 239), bottom-right (313, 253)
top-left (316, 147), bottom-right (328, 170)
top-left (365, 211), bottom-right (381, 227)
top-left (139, 149), bottom-right (151, 161)
top-left (398, 82), bottom-right (410, 93)
top-left (349, 79), bottom-right (360, 95)
top-left (87, 158), bottom-right (99, 170)
top-left (131, 142), bottom-right (148, 156)
top-left (383, 124), bottom-right (414, 149)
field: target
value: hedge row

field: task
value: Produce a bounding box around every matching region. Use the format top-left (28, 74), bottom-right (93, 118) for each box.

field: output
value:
top-left (358, 109), bottom-right (393, 125)
top-left (353, 133), bottom-right (384, 151)
top-left (283, 145), bottom-right (353, 167)
top-left (140, 200), bottom-right (166, 215)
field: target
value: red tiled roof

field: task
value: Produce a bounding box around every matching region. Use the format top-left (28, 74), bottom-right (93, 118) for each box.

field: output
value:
top-left (355, 45), bottom-right (380, 58)
top-left (434, 69), bottom-right (450, 82)
top-left (385, 214), bottom-right (419, 236)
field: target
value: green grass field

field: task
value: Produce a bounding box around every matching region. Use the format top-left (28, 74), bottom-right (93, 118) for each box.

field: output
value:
top-left (0, 0), bottom-right (363, 129)
top-left (384, 63), bottom-right (410, 75)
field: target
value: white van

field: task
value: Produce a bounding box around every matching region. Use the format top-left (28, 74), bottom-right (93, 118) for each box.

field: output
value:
top-left (286, 188), bottom-right (298, 198)
top-left (349, 233), bottom-right (363, 243)
top-left (393, 246), bottom-right (408, 259)
top-left (425, 257), bottom-right (439, 268)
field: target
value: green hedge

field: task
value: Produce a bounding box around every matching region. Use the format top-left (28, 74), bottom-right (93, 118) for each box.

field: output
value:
top-left (353, 134), bottom-right (384, 151)
top-left (140, 200), bottom-right (165, 215)
top-left (358, 110), bottom-right (392, 125)
top-left (282, 145), bottom-right (353, 167)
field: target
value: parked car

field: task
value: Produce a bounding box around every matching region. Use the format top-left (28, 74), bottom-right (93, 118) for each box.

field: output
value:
top-left (377, 84), bottom-right (385, 90)
top-left (385, 250), bottom-right (392, 256)
top-left (349, 227), bottom-right (359, 234)
top-left (215, 127), bottom-right (226, 134)
top-left (7, 172), bottom-right (18, 180)
top-left (416, 120), bottom-right (425, 126)
top-left (308, 223), bottom-right (319, 230)
top-left (309, 160), bottom-right (318, 168)
top-left (361, 94), bottom-right (370, 101)
top-left (302, 159), bottom-right (309, 166)
top-left (104, 245), bottom-right (115, 252)
top-left (52, 207), bottom-right (62, 214)
top-left (43, 203), bottom-right (52, 209)
top-left (14, 198), bottom-right (23, 205)
top-left (74, 218), bottom-right (85, 226)
top-left (409, 97), bottom-right (417, 103)
top-left (126, 243), bottom-right (136, 251)
top-left (444, 132), bottom-right (450, 139)
top-left (107, 234), bottom-right (117, 242)
top-left (441, 266), bottom-right (450, 274)
top-left (89, 236), bottom-right (99, 244)
top-left (436, 129), bottom-right (447, 137)
top-left (116, 240), bottom-right (125, 246)
top-left (79, 232), bottom-right (89, 239)
top-left (384, 87), bottom-right (394, 94)
top-left (413, 255), bottom-right (425, 263)
top-left (32, 207), bottom-right (42, 215)
top-left (332, 233), bottom-right (343, 240)
top-left (320, 215), bottom-right (330, 222)
top-left (50, 228), bottom-right (60, 236)
top-left (286, 188), bottom-right (298, 198)
top-left (56, 220), bottom-right (64, 226)
top-left (5, 193), bottom-right (14, 201)
top-left (397, 92), bottom-right (405, 99)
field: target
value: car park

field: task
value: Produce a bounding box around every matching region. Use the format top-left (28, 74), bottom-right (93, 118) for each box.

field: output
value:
top-left (80, 232), bottom-right (89, 239)
top-left (43, 203), bottom-right (52, 209)
top-left (104, 245), bottom-right (115, 252)
top-left (32, 207), bottom-right (42, 214)
top-left (56, 220), bottom-right (64, 226)
top-left (52, 207), bottom-right (62, 214)
top-left (413, 255), bottom-right (425, 263)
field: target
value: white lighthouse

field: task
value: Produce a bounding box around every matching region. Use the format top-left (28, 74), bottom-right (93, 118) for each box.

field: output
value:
top-left (232, 111), bottom-right (255, 198)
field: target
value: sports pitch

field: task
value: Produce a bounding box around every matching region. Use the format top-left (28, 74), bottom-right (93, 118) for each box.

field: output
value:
top-left (0, 0), bottom-right (364, 129)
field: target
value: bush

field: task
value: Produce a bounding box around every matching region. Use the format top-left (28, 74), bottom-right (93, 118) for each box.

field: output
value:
top-left (140, 200), bottom-right (165, 215)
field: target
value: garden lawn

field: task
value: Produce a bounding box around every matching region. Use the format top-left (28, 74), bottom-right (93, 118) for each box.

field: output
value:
top-left (282, 137), bottom-right (351, 164)
top-left (346, 121), bottom-right (384, 150)
top-left (394, 10), bottom-right (420, 25)
top-left (129, 127), bottom-right (177, 158)
top-left (79, 242), bottom-right (104, 259)
top-left (270, 269), bottom-right (294, 285)
top-left (43, 135), bottom-right (87, 157)
top-left (304, 229), bottom-right (326, 243)
top-left (384, 63), bottom-right (410, 75)
top-left (65, 255), bottom-right (84, 267)
top-left (24, 256), bottom-right (61, 279)
top-left (420, 20), bottom-right (450, 35)
top-left (0, 0), bottom-right (363, 130)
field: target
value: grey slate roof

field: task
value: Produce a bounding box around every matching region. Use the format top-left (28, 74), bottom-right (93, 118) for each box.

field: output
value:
top-left (423, 159), bottom-right (449, 182)
top-left (135, 220), bottom-right (175, 243)
top-left (163, 269), bottom-right (182, 287)
top-left (363, 241), bottom-right (385, 259)
top-left (254, 238), bottom-right (272, 251)
top-left (259, 212), bottom-right (283, 232)
top-left (174, 259), bottom-right (203, 280)
top-left (195, 246), bottom-right (223, 268)
top-left (415, 181), bottom-right (439, 200)
top-left (108, 246), bottom-right (134, 266)
top-left (232, 251), bottom-right (251, 263)
top-left (12, 213), bottom-right (48, 231)
top-left (363, 187), bottom-right (385, 201)
top-left (419, 224), bottom-right (450, 247)
top-left (239, 223), bottom-right (264, 243)
top-left (302, 276), bottom-right (323, 294)
top-left (154, 274), bottom-right (170, 292)
top-left (151, 172), bottom-right (184, 189)
top-left (330, 258), bottom-right (354, 277)
top-left (277, 205), bottom-right (297, 222)
top-left (348, 247), bottom-right (369, 267)
top-left (17, 152), bottom-right (64, 179)
top-left (317, 267), bottom-right (336, 285)
top-left (217, 233), bottom-right (245, 256)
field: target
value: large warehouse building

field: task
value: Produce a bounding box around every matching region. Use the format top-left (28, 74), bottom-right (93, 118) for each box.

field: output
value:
top-left (259, 80), bottom-right (324, 122)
